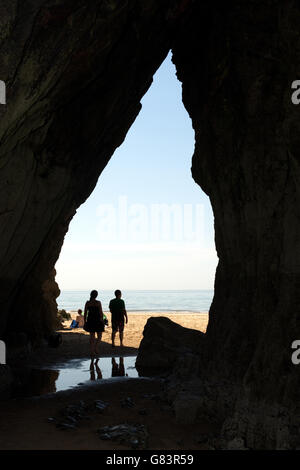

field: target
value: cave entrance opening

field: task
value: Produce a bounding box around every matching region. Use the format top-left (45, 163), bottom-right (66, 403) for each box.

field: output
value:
top-left (55, 52), bottom-right (218, 324)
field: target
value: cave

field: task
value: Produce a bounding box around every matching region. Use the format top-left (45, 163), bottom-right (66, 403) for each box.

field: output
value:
top-left (0, 0), bottom-right (299, 449)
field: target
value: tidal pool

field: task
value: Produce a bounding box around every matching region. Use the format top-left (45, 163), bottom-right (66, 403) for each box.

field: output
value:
top-left (12, 356), bottom-right (138, 397)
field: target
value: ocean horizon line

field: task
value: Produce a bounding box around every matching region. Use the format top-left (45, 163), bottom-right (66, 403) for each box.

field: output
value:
top-left (66, 309), bottom-right (209, 313)
top-left (58, 288), bottom-right (214, 292)
top-left (57, 289), bottom-right (214, 313)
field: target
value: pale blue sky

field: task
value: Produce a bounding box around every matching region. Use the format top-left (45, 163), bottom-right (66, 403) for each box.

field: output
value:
top-left (55, 53), bottom-right (218, 290)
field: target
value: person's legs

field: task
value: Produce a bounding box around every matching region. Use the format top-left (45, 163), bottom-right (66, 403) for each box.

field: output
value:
top-left (95, 358), bottom-right (102, 379)
top-left (112, 330), bottom-right (116, 347)
top-left (90, 358), bottom-right (95, 380)
top-left (112, 320), bottom-right (117, 347)
top-left (119, 322), bottom-right (124, 346)
top-left (89, 332), bottom-right (95, 356)
top-left (95, 331), bottom-right (102, 355)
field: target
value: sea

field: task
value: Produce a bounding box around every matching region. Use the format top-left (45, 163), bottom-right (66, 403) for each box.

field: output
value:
top-left (57, 289), bottom-right (213, 313)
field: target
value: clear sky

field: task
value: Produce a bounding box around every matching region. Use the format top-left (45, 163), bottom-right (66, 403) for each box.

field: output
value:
top-left (55, 52), bottom-right (218, 290)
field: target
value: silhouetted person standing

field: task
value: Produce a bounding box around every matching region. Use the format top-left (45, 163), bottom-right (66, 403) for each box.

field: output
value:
top-left (109, 290), bottom-right (128, 347)
top-left (84, 290), bottom-right (104, 356)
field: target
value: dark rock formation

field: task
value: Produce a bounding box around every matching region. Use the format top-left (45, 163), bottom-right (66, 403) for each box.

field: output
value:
top-left (0, 0), bottom-right (299, 448)
top-left (171, 1), bottom-right (300, 448)
top-left (0, 0), bottom-right (187, 343)
top-left (173, 0), bottom-right (300, 389)
top-left (135, 316), bottom-right (204, 375)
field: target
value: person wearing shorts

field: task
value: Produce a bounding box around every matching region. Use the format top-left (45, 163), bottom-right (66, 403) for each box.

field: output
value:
top-left (109, 290), bottom-right (128, 347)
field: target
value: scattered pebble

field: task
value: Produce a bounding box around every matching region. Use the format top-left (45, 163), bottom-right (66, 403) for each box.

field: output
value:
top-left (48, 400), bottom-right (90, 431)
top-left (94, 399), bottom-right (109, 413)
top-left (97, 423), bottom-right (148, 449)
top-left (56, 422), bottom-right (77, 431)
top-left (121, 397), bottom-right (135, 408)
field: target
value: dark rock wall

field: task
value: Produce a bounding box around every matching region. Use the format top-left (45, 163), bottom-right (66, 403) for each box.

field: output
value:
top-left (171, 0), bottom-right (300, 442)
top-left (0, 0), bottom-right (187, 342)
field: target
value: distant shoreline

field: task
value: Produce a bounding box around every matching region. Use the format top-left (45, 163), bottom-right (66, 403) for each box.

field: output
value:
top-left (66, 310), bottom-right (209, 315)
top-left (58, 289), bottom-right (214, 292)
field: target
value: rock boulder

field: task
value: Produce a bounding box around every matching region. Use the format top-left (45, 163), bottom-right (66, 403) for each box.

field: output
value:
top-left (135, 316), bottom-right (204, 375)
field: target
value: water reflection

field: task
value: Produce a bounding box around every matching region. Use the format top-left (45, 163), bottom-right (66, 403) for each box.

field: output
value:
top-left (12, 356), bottom-right (138, 398)
top-left (89, 357), bottom-right (129, 380)
top-left (89, 358), bottom-right (103, 381)
top-left (112, 357), bottom-right (127, 377)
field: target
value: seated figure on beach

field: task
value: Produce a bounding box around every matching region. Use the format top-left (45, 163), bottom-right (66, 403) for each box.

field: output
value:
top-left (109, 290), bottom-right (128, 347)
top-left (84, 290), bottom-right (104, 356)
top-left (70, 319), bottom-right (78, 328)
top-left (76, 309), bottom-right (84, 328)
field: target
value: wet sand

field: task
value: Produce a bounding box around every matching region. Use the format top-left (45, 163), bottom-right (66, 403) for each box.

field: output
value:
top-left (0, 312), bottom-right (213, 450)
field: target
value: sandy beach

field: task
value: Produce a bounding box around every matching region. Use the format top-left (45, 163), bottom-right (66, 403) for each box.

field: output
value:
top-left (66, 310), bottom-right (208, 349)
top-left (34, 311), bottom-right (209, 363)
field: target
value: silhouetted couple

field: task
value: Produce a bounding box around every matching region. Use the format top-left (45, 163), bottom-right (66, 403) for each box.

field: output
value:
top-left (83, 289), bottom-right (128, 356)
